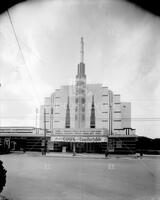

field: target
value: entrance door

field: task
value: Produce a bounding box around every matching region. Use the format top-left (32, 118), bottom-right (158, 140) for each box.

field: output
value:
top-left (76, 143), bottom-right (85, 153)
top-left (86, 143), bottom-right (94, 153)
top-left (62, 146), bottom-right (67, 153)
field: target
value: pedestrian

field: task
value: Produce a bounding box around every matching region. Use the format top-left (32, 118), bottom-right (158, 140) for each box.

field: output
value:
top-left (23, 147), bottom-right (26, 153)
top-left (140, 149), bottom-right (143, 158)
top-left (105, 149), bottom-right (109, 158)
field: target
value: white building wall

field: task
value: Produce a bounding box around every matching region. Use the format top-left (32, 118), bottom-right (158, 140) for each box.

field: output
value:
top-left (40, 97), bottom-right (51, 131)
top-left (86, 84), bottom-right (101, 128)
top-left (98, 86), bottom-right (109, 129)
top-left (114, 129), bottom-right (135, 135)
top-left (86, 84), bottom-right (109, 129)
top-left (53, 88), bottom-right (66, 129)
top-left (85, 90), bottom-right (92, 129)
top-left (44, 97), bottom-right (51, 130)
top-left (40, 84), bottom-right (132, 135)
top-left (121, 102), bottom-right (131, 128)
top-left (112, 94), bottom-right (121, 130)
top-left (40, 105), bottom-right (44, 129)
top-left (51, 85), bottom-right (75, 129)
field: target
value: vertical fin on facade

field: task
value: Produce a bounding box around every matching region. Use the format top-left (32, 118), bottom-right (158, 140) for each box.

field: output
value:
top-left (90, 95), bottom-right (96, 128)
top-left (65, 96), bottom-right (70, 128)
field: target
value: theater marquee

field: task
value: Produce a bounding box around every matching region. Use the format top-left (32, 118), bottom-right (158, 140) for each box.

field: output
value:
top-left (51, 136), bottom-right (108, 143)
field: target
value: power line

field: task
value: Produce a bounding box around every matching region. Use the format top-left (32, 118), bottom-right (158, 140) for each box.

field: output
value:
top-left (1, 116), bottom-right (160, 121)
top-left (7, 9), bottom-right (40, 106)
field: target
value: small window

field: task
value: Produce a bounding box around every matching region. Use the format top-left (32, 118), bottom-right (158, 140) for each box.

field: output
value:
top-left (114, 120), bottom-right (121, 122)
top-left (82, 115), bottom-right (85, 121)
top-left (75, 107), bottom-right (78, 111)
top-left (82, 98), bottom-right (85, 104)
top-left (116, 140), bottom-right (122, 148)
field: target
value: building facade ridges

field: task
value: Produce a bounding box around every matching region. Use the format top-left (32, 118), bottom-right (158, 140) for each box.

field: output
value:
top-left (90, 95), bottom-right (96, 128)
top-left (65, 96), bottom-right (70, 128)
top-left (39, 38), bottom-right (134, 136)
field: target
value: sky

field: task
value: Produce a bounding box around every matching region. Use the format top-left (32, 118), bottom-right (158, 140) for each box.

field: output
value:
top-left (0, 0), bottom-right (160, 138)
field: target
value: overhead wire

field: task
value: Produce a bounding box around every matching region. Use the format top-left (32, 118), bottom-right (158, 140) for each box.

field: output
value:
top-left (6, 9), bottom-right (40, 106)
top-left (3, 9), bottom-right (160, 126)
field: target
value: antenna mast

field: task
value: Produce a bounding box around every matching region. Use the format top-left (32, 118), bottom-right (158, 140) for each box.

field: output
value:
top-left (80, 37), bottom-right (84, 63)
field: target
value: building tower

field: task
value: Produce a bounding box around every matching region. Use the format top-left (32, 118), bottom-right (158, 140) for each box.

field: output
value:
top-left (65, 96), bottom-right (70, 128)
top-left (90, 95), bottom-right (96, 128)
top-left (75, 37), bottom-right (86, 129)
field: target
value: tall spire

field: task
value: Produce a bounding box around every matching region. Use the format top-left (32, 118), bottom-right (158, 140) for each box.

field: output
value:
top-left (75, 37), bottom-right (86, 129)
top-left (76, 37), bottom-right (86, 78)
top-left (80, 37), bottom-right (84, 63)
top-left (92, 95), bottom-right (94, 106)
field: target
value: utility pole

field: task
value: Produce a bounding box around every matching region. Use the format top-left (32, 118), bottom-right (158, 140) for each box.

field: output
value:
top-left (50, 107), bottom-right (53, 135)
top-left (73, 143), bottom-right (76, 156)
top-left (108, 91), bottom-right (113, 135)
top-left (43, 107), bottom-right (47, 155)
top-left (35, 108), bottom-right (38, 134)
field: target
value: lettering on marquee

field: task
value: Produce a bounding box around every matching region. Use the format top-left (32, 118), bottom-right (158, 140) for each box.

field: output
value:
top-left (51, 136), bottom-right (108, 143)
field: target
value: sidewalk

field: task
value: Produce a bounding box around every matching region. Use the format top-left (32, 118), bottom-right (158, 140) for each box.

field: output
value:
top-left (46, 152), bottom-right (106, 159)
top-left (45, 152), bottom-right (143, 159)
top-left (9, 151), bottom-right (160, 159)
top-left (46, 152), bottom-right (160, 159)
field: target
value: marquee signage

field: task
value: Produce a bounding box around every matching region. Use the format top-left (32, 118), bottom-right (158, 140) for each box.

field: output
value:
top-left (51, 136), bottom-right (108, 143)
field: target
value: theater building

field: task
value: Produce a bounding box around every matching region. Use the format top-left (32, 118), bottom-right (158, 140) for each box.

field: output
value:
top-left (40, 38), bottom-right (136, 153)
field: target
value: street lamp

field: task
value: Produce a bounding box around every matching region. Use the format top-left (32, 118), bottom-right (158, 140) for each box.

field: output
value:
top-left (42, 107), bottom-right (47, 155)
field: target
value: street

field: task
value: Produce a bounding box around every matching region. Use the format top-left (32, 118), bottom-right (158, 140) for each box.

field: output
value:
top-left (1, 153), bottom-right (160, 200)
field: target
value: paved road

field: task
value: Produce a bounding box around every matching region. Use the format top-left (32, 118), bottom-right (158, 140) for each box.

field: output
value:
top-left (1, 153), bottom-right (160, 200)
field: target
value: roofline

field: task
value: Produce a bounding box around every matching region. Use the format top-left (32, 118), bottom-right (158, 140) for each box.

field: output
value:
top-left (0, 126), bottom-right (35, 129)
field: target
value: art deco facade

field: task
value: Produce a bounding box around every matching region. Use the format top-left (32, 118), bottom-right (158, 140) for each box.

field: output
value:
top-left (40, 38), bottom-right (135, 136)
top-left (0, 38), bottom-right (136, 154)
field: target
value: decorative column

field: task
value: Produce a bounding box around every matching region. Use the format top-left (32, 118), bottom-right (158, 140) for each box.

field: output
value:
top-left (65, 96), bottom-right (70, 128)
top-left (90, 95), bottom-right (96, 128)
